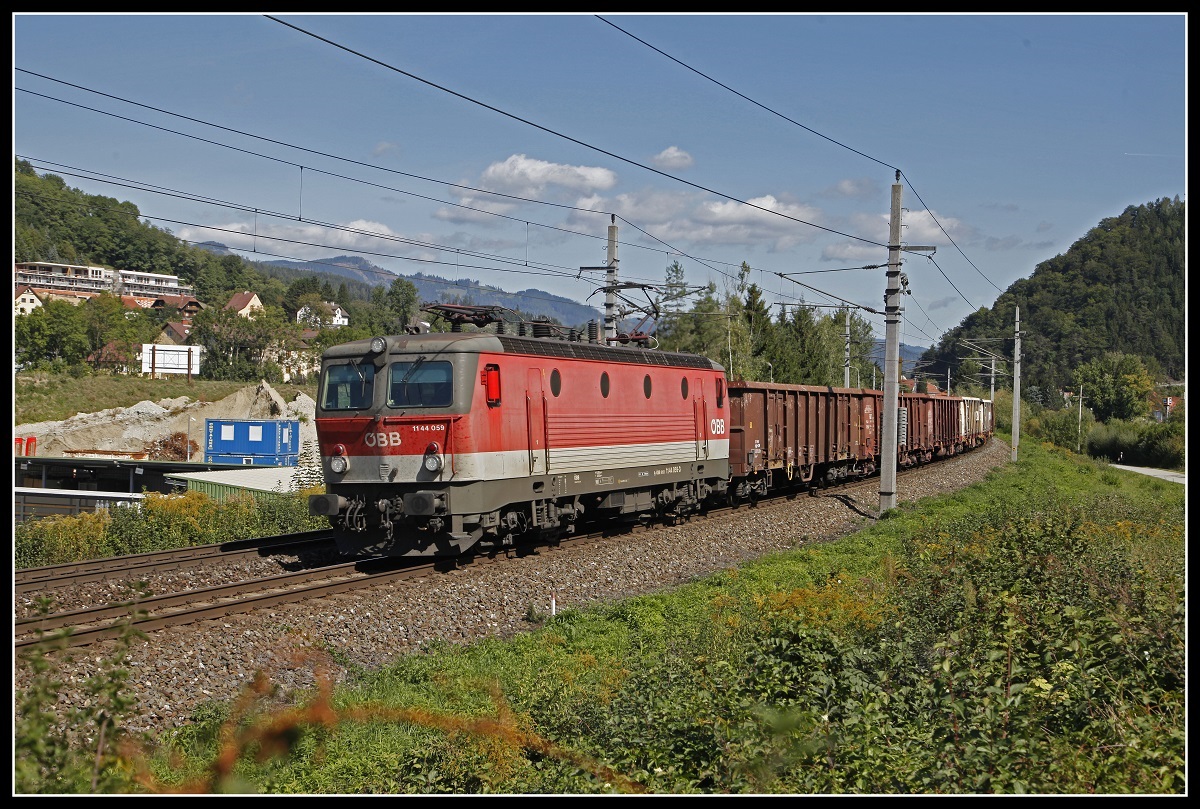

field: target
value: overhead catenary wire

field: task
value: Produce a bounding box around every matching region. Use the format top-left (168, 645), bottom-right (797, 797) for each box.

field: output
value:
top-left (19, 28), bottom-right (933, 334)
top-left (263, 15), bottom-right (889, 252)
top-left (596, 17), bottom-right (1004, 306)
top-left (17, 155), bottom-right (848, 323)
top-left (16, 81), bottom-right (832, 298)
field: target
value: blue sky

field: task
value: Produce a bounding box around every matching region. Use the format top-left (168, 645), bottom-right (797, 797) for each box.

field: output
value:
top-left (13, 13), bottom-right (1186, 348)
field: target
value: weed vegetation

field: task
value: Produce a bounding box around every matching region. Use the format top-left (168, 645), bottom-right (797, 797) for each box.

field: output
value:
top-left (15, 438), bottom-right (1184, 794)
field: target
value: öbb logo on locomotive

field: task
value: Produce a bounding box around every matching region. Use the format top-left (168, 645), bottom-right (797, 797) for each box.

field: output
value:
top-left (362, 431), bottom-right (403, 448)
top-left (308, 327), bottom-right (993, 559)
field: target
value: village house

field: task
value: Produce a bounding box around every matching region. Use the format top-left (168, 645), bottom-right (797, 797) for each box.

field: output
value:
top-left (14, 286), bottom-right (43, 316)
top-left (155, 321), bottom-right (192, 346)
top-left (152, 294), bottom-right (205, 322)
top-left (224, 290), bottom-right (263, 317)
top-left (275, 328), bottom-right (324, 384)
top-left (295, 301), bottom-right (350, 328)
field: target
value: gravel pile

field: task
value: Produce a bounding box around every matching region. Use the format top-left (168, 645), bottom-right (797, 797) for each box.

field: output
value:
top-left (18, 381), bottom-right (319, 459)
top-left (15, 438), bottom-right (1010, 740)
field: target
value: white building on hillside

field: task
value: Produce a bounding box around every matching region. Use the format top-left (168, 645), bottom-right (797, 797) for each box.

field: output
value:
top-left (296, 301), bottom-right (349, 328)
top-left (14, 262), bottom-right (114, 295)
top-left (117, 268), bottom-right (194, 297)
top-left (14, 261), bottom-right (194, 297)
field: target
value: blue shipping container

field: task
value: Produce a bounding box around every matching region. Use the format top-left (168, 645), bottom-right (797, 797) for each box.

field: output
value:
top-left (204, 418), bottom-right (300, 464)
top-left (205, 453), bottom-right (298, 467)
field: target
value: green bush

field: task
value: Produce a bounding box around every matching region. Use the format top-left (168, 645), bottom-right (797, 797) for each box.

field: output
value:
top-left (15, 490), bottom-right (325, 568)
top-left (1135, 420), bottom-right (1184, 469)
top-left (1027, 408), bottom-right (1088, 453)
top-left (1088, 418), bottom-right (1184, 469)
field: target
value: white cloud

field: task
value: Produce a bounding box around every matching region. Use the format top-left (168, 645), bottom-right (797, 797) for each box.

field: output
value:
top-left (432, 154), bottom-right (621, 224)
top-left (820, 207), bottom-right (976, 262)
top-left (372, 141), bottom-right (400, 159)
top-left (819, 177), bottom-right (879, 200)
top-left (652, 146), bottom-right (693, 170)
top-left (434, 195), bottom-right (520, 225)
top-left (819, 241), bottom-right (886, 263)
top-left (567, 188), bottom-right (830, 255)
top-left (901, 209), bottom-right (969, 245)
top-left (177, 218), bottom-right (428, 262)
top-left (983, 234), bottom-right (1023, 251)
top-left (479, 154), bottom-right (618, 197)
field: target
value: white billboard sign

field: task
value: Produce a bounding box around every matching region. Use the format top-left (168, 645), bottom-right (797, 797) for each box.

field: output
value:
top-left (141, 344), bottom-right (204, 376)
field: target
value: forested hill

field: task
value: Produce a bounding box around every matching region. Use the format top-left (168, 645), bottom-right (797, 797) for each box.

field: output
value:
top-left (921, 197), bottom-right (1184, 399)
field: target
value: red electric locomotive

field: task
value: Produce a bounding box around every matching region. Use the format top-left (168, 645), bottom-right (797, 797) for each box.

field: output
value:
top-left (308, 323), bottom-right (731, 557)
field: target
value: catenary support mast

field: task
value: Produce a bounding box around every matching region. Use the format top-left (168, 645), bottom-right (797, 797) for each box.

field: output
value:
top-left (879, 172), bottom-right (934, 512)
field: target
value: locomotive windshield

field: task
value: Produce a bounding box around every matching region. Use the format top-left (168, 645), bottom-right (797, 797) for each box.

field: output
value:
top-left (387, 359), bottom-right (453, 408)
top-left (321, 360), bottom-right (376, 411)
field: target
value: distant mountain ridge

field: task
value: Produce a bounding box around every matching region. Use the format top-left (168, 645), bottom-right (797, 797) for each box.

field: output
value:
top-left (200, 246), bottom-right (605, 328)
top-left (199, 244), bottom-right (930, 359)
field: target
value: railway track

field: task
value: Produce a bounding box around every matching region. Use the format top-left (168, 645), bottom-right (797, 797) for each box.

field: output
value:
top-left (14, 530), bottom-right (337, 594)
top-left (14, 554), bottom-right (452, 650)
top-left (13, 451), bottom-right (964, 652)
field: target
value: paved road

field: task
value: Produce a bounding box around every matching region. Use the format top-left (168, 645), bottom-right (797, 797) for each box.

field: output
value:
top-left (1110, 464), bottom-right (1185, 485)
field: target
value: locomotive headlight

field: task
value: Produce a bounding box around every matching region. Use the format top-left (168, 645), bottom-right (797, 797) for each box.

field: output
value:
top-left (423, 442), bottom-right (444, 472)
top-left (329, 444), bottom-right (348, 474)
top-left (369, 336), bottom-right (387, 354)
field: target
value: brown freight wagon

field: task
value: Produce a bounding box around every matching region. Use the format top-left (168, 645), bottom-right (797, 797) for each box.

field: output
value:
top-left (898, 392), bottom-right (960, 467)
top-left (726, 382), bottom-right (880, 497)
top-left (726, 384), bottom-right (995, 498)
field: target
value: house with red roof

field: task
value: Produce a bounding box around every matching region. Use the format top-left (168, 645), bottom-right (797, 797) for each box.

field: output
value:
top-left (224, 290), bottom-right (263, 318)
top-left (152, 294), bottom-right (205, 321)
top-left (14, 285), bottom-right (43, 316)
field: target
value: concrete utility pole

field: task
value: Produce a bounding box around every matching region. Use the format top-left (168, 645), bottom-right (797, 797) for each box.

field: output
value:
top-left (1076, 384), bottom-right (1084, 453)
top-left (579, 216), bottom-right (621, 344)
top-left (844, 320), bottom-right (851, 387)
top-left (879, 172), bottom-right (935, 513)
top-left (1012, 306), bottom-right (1022, 462)
top-left (605, 216), bottom-right (618, 342)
